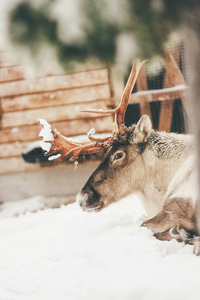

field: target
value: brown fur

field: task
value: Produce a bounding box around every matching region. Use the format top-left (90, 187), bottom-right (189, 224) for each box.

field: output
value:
top-left (77, 115), bottom-right (199, 254)
top-left (141, 197), bottom-right (198, 249)
top-left (141, 197), bottom-right (196, 234)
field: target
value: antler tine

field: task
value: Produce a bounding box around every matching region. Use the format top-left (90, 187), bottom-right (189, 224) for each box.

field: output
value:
top-left (115, 60), bottom-right (147, 128)
top-left (81, 60), bottom-right (146, 131)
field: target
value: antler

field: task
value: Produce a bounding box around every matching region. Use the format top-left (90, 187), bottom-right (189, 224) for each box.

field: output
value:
top-left (39, 60), bottom-right (146, 163)
top-left (39, 119), bottom-right (112, 163)
top-left (81, 60), bottom-right (146, 131)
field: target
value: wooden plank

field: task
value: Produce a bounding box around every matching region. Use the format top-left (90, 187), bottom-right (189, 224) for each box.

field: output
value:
top-left (136, 67), bottom-right (152, 120)
top-left (0, 141), bottom-right (29, 158)
top-left (1, 100), bottom-right (110, 128)
top-left (158, 100), bottom-right (174, 132)
top-left (165, 50), bottom-right (188, 112)
top-left (163, 52), bottom-right (185, 87)
top-left (170, 43), bottom-right (180, 65)
top-left (0, 156), bottom-right (41, 174)
top-left (0, 97), bottom-right (2, 119)
top-left (0, 69), bottom-right (109, 98)
top-left (137, 67), bottom-right (148, 91)
top-left (2, 84), bottom-right (110, 112)
top-left (158, 104), bottom-right (173, 133)
top-left (140, 102), bottom-right (152, 117)
top-left (129, 86), bottom-right (187, 104)
top-left (158, 52), bottom-right (185, 132)
top-left (0, 65), bottom-right (25, 83)
top-left (0, 52), bottom-right (20, 68)
top-left (0, 116), bottom-right (113, 144)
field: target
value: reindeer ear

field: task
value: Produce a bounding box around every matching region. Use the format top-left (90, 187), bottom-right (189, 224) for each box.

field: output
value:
top-left (131, 115), bottom-right (152, 144)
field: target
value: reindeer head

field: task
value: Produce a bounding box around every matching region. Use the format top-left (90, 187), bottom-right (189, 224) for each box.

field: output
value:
top-left (39, 60), bottom-right (149, 212)
top-left (77, 114), bottom-right (152, 212)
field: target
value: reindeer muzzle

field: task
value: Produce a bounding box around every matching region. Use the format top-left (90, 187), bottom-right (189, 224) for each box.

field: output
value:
top-left (76, 188), bottom-right (104, 212)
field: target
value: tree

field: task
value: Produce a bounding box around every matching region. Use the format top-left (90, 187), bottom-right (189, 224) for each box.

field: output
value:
top-left (8, 0), bottom-right (187, 67)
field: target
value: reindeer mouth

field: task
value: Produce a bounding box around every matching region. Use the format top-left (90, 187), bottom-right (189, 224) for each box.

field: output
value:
top-left (83, 202), bottom-right (104, 213)
top-left (77, 190), bottom-right (104, 213)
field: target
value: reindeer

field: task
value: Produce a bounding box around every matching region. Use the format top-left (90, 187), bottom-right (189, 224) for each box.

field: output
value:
top-left (39, 61), bottom-right (200, 255)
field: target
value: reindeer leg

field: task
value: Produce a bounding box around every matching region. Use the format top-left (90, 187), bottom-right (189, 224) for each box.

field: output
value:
top-left (141, 209), bottom-right (174, 234)
top-left (141, 197), bottom-right (198, 241)
top-left (143, 219), bottom-right (200, 255)
top-left (141, 199), bottom-right (200, 255)
top-left (170, 230), bottom-right (200, 255)
top-left (155, 226), bottom-right (193, 242)
top-left (193, 237), bottom-right (200, 255)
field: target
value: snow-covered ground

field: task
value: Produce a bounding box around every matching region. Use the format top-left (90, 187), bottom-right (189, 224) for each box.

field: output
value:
top-left (0, 194), bottom-right (200, 300)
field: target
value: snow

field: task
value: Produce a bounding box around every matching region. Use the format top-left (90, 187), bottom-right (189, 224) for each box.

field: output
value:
top-left (48, 153), bottom-right (62, 161)
top-left (0, 194), bottom-right (200, 300)
top-left (38, 119), bottom-right (54, 142)
top-left (74, 160), bottom-right (79, 170)
top-left (38, 119), bottom-right (58, 160)
top-left (39, 140), bottom-right (51, 153)
top-left (87, 128), bottom-right (95, 138)
top-left (0, 196), bottom-right (70, 219)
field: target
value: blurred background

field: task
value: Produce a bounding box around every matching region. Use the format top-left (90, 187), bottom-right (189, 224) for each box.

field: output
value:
top-left (0, 0), bottom-right (195, 214)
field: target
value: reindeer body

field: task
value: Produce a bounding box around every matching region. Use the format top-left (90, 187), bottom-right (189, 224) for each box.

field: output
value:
top-left (137, 130), bottom-right (195, 218)
top-left (39, 61), bottom-right (200, 254)
top-left (77, 115), bottom-right (199, 248)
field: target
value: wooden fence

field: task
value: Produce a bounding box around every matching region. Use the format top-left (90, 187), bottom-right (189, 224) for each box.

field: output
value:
top-left (0, 52), bottom-right (113, 174)
top-left (129, 42), bottom-right (188, 133)
top-left (0, 43), bottom-right (188, 175)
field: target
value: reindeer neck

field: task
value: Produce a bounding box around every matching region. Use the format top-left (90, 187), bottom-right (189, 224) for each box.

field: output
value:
top-left (147, 131), bottom-right (193, 161)
top-left (139, 131), bottom-right (193, 217)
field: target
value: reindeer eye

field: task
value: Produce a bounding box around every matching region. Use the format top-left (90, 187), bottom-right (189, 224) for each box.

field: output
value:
top-left (113, 151), bottom-right (124, 161)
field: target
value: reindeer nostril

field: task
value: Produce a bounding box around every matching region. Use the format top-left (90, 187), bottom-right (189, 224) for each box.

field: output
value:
top-left (172, 227), bottom-right (179, 235)
top-left (87, 187), bottom-right (100, 204)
